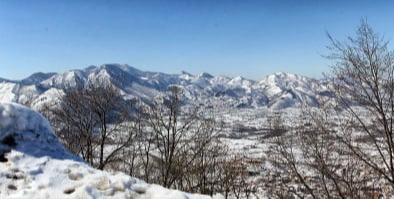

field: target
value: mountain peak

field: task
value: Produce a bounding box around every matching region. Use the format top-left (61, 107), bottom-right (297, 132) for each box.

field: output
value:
top-left (259, 72), bottom-right (311, 84)
top-left (180, 71), bottom-right (194, 81)
top-left (100, 63), bottom-right (124, 71)
top-left (181, 70), bottom-right (193, 76)
top-left (228, 76), bottom-right (254, 87)
top-left (21, 72), bottom-right (57, 85)
top-left (198, 72), bottom-right (214, 79)
top-left (273, 72), bottom-right (299, 78)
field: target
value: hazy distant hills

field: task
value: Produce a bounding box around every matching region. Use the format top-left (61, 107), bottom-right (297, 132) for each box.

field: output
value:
top-left (0, 64), bottom-right (333, 110)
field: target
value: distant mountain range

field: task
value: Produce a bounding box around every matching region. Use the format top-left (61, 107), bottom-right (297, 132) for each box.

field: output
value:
top-left (0, 64), bottom-right (334, 110)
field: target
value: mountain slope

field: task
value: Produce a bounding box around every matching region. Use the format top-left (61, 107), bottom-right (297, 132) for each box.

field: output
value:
top-left (20, 72), bottom-right (57, 85)
top-left (0, 64), bottom-right (332, 109)
top-left (256, 72), bottom-right (324, 109)
top-left (0, 102), bottom-right (222, 199)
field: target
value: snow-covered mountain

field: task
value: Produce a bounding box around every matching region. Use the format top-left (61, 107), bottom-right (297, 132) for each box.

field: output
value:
top-left (0, 102), bottom-right (222, 199)
top-left (256, 72), bottom-right (327, 109)
top-left (20, 72), bottom-right (57, 85)
top-left (0, 64), bottom-right (332, 109)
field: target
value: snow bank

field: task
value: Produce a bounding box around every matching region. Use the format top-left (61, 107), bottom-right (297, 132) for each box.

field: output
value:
top-left (0, 103), bottom-right (222, 199)
top-left (0, 83), bottom-right (18, 102)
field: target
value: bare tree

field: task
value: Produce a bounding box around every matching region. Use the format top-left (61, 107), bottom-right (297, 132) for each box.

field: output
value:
top-left (186, 129), bottom-right (228, 195)
top-left (268, 20), bottom-right (394, 198)
top-left (137, 107), bottom-right (156, 183)
top-left (41, 84), bottom-right (96, 162)
top-left (327, 19), bottom-right (394, 192)
top-left (41, 79), bottom-right (135, 170)
top-left (271, 105), bottom-right (377, 198)
top-left (146, 86), bottom-right (191, 187)
top-left (143, 86), bottom-right (228, 194)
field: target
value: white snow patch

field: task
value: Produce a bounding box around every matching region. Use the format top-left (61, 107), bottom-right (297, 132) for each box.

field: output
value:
top-left (0, 83), bottom-right (18, 102)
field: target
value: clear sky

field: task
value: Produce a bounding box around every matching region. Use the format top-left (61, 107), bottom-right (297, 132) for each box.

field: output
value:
top-left (1, 0), bottom-right (394, 80)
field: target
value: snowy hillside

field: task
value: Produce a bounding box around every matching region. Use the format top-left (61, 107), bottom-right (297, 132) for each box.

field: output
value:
top-left (256, 72), bottom-right (325, 109)
top-left (0, 64), bottom-right (332, 109)
top-left (0, 102), bottom-right (222, 199)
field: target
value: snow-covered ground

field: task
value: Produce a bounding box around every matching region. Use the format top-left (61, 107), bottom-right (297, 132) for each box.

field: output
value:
top-left (0, 102), bottom-right (223, 199)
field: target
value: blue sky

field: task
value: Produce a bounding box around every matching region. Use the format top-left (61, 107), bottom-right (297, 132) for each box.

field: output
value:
top-left (1, 0), bottom-right (394, 80)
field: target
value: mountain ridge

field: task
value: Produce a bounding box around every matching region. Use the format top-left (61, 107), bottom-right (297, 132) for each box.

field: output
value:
top-left (0, 64), bottom-right (331, 110)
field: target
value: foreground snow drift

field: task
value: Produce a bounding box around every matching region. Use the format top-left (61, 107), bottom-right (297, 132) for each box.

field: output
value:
top-left (0, 103), bottom-right (222, 199)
